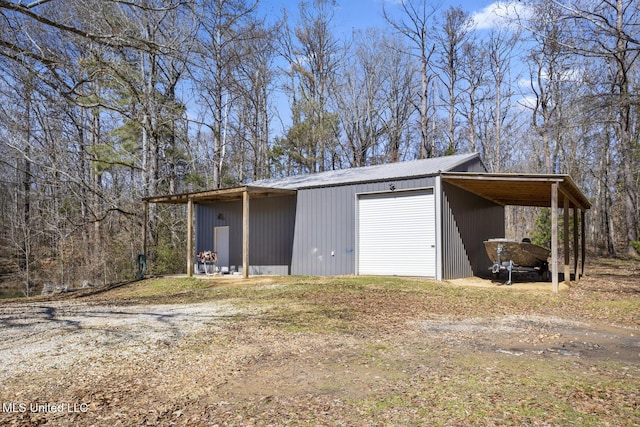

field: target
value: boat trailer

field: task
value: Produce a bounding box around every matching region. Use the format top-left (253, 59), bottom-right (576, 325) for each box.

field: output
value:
top-left (485, 239), bottom-right (550, 285)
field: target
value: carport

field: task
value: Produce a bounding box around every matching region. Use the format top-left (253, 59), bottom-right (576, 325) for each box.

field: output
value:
top-left (441, 172), bottom-right (592, 293)
top-left (142, 186), bottom-right (297, 278)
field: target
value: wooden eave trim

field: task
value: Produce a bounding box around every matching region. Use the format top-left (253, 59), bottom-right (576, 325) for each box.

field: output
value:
top-left (441, 172), bottom-right (566, 183)
top-left (558, 177), bottom-right (592, 210)
top-left (143, 186), bottom-right (296, 204)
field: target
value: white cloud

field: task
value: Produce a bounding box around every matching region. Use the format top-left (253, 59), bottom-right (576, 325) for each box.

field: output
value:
top-left (518, 77), bottom-right (533, 88)
top-left (471, 1), bottom-right (532, 30)
top-left (520, 67), bottom-right (585, 88)
top-left (518, 95), bottom-right (538, 110)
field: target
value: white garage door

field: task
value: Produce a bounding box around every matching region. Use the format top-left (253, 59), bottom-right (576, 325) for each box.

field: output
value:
top-left (358, 190), bottom-right (436, 277)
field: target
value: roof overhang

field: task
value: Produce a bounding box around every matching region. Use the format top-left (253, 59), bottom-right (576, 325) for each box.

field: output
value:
top-left (143, 185), bottom-right (297, 204)
top-left (441, 172), bottom-right (591, 210)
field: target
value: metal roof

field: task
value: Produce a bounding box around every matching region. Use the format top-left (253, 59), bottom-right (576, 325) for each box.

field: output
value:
top-left (142, 153), bottom-right (591, 211)
top-left (142, 153), bottom-right (480, 204)
top-left (253, 152), bottom-right (481, 190)
top-left (442, 172), bottom-right (591, 210)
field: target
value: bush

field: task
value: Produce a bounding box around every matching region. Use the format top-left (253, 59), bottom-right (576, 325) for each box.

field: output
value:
top-left (531, 208), bottom-right (552, 248)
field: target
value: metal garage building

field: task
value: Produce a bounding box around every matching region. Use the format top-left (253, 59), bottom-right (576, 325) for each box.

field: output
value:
top-left (143, 152), bottom-right (591, 292)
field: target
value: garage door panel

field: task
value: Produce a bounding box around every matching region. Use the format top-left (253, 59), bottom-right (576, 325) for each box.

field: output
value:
top-left (358, 190), bottom-right (435, 277)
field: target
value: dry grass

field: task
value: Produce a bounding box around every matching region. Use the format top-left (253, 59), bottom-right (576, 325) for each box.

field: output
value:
top-left (0, 258), bottom-right (638, 426)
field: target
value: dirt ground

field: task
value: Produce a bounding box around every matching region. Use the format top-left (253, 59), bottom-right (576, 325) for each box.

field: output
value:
top-left (0, 259), bottom-right (638, 426)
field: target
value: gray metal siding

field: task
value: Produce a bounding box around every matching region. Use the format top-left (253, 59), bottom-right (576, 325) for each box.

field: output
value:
top-left (196, 201), bottom-right (242, 267)
top-left (291, 177), bottom-right (437, 276)
top-left (450, 156), bottom-right (486, 173)
top-left (441, 182), bottom-right (504, 279)
top-left (196, 195), bottom-right (296, 272)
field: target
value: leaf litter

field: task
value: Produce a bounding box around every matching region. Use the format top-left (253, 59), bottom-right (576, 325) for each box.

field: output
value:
top-left (0, 258), bottom-right (638, 426)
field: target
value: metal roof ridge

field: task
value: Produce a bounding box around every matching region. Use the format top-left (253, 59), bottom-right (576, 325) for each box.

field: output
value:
top-left (253, 152), bottom-right (480, 190)
top-left (143, 153), bottom-right (482, 202)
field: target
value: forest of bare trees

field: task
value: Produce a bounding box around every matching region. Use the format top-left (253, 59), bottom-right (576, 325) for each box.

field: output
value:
top-left (0, 0), bottom-right (638, 294)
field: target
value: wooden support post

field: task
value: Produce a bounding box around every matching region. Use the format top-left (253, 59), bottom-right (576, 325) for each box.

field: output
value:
top-left (187, 198), bottom-right (194, 277)
top-left (242, 189), bottom-right (249, 278)
top-left (142, 201), bottom-right (148, 258)
top-left (551, 183), bottom-right (559, 293)
top-left (581, 209), bottom-right (586, 277)
top-left (573, 207), bottom-right (579, 281)
top-left (564, 195), bottom-right (571, 287)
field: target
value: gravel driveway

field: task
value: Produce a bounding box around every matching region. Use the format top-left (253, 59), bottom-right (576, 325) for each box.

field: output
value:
top-left (0, 301), bottom-right (241, 382)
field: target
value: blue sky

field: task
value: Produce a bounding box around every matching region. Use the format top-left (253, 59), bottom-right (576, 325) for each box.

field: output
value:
top-left (253, 0), bottom-right (531, 135)
top-left (259, 0), bottom-right (529, 35)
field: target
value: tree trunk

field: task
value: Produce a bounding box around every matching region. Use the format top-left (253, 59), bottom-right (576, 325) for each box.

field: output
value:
top-left (614, 0), bottom-right (639, 256)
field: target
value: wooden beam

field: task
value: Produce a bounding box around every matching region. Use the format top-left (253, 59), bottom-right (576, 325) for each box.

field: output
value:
top-left (551, 182), bottom-right (559, 293)
top-left (242, 190), bottom-right (249, 278)
top-left (142, 201), bottom-right (148, 259)
top-left (581, 209), bottom-right (586, 277)
top-left (573, 207), bottom-right (579, 281)
top-left (187, 198), bottom-right (194, 277)
top-left (564, 195), bottom-right (571, 287)
top-left (143, 185), bottom-right (296, 205)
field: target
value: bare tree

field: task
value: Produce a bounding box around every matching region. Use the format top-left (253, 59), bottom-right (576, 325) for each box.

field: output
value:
top-left (191, 0), bottom-right (260, 188)
top-left (458, 37), bottom-right (487, 153)
top-left (433, 6), bottom-right (475, 155)
top-left (287, 0), bottom-right (342, 173)
top-left (380, 34), bottom-right (419, 163)
top-left (384, 0), bottom-right (438, 158)
top-left (229, 20), bottom-right (279, 181)
top-left (522, 0), bottom-right (574, 174)
top-left (336, 29), bottom-right (417, 166)
top-left (480, 28), bottom-right (521, 172)
top-left (556, 0), bottom-right (640, 256)
top-left (0, 69), bottom-right (36, 294)
top-left (336, 29), bottom-right (388, 167)
top-left (0, 0), bottom-right (197, 285)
